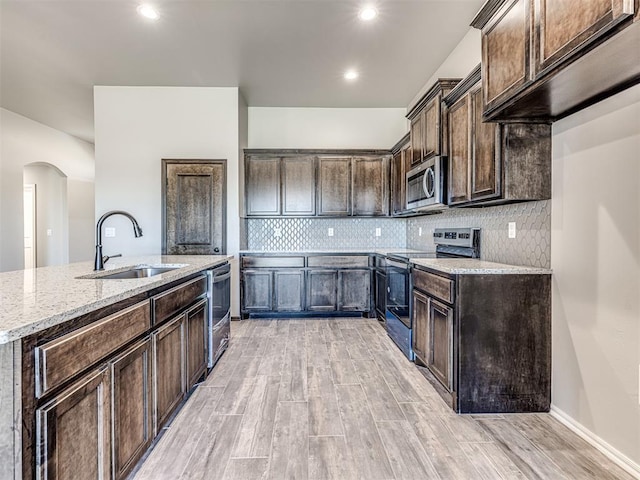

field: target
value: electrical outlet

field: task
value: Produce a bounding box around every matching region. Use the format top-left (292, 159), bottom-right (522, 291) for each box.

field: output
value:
top-left (273, 227), bottom-right (282, 237)
top-left (375, 227), bottom-right (381, 237)
top-left (46, 229), bottom-right (52, 237)
top-left (105, 227), bottom-right (116, 238)
top-left (508, 222), bottom-right (516, 239)
top-left (328, 228), bottom-right (334, 237)
top-left (419, 227), bottom-right (422, 236)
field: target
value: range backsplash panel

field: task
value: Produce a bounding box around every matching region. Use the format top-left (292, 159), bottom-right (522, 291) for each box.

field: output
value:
top-left (246, 218), bottom-right (406, 251)
top-left (407, 200), bottom-right (551, 268)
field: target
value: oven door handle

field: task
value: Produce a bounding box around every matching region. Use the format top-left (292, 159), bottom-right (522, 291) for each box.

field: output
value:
top-left (212, 271), bottom-right (231, 283)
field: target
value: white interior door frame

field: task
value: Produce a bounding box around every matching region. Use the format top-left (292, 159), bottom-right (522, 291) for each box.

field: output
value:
top-left (24, 184), bottom-right (37, 269)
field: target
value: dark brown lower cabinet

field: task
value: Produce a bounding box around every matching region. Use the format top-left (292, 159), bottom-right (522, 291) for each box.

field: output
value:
top-left (306, 270), bottom-right (338, 312)
top-left (36, 367), bottom-right (111, 480)
top-left (412, 267), bottom-right (551, 413)
top-left (152, 315), bottom-right (185, 432)
top-left (338, 269), bottom-right (371, 311)
top-left (242, 270), bottom-right (273, 312)
top-left (274, 270), bottom-right (305, 312)
top-left (111, 339), bottom-right (152, 480)
top-left (185, 299), bottom-right (208, 390)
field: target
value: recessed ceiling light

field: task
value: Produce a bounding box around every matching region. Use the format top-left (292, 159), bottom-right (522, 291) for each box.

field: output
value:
top-left (358, 6), bottom-right (378, 21)
top-left (137, 4), bottom-right (159, 20)
top-left (344, 70), bottom-right (359, 81)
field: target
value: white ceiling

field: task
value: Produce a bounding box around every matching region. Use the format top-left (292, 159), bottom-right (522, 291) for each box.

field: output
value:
top-left (0, 0), bottom-right (484, 143)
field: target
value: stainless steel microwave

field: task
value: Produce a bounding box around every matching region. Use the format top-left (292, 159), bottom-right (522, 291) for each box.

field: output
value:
top-left (406, 156), bottom-right (447, 211)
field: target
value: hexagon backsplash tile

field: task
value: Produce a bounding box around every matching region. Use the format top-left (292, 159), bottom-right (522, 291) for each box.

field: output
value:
top-left (247, 218), bottom-right (406, 251)
top-left (407, 200), bottom-right (551, 268)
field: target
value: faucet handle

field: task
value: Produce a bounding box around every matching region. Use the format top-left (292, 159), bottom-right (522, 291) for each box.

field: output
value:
top-left (103, 253), bottom-right (122, 264)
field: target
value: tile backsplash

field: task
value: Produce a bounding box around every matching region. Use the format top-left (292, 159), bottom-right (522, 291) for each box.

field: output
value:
top-left (246, 218), bottom-right (406, 251)
top-left (244, 200), bottom-right (550, 268)
top-left (407, 200), bottom-right (551, 268)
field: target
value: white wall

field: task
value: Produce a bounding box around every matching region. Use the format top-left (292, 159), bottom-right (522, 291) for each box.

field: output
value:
top-left (94, 86), bottom-right (242, 315)
top-left (551, 84), bottom-right (640, 469)
top-left (248, 107), bottom-right (407, 149)
top-left (23, 164), bottom-right (69, 267)
top-left (0, 108), bottom-right (95, 272)
top-left (408, 28), bottom-right (481, 111)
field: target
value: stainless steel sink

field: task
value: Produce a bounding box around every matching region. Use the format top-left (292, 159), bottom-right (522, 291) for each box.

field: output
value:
top-left (78, 265), bottom-right (184, 279)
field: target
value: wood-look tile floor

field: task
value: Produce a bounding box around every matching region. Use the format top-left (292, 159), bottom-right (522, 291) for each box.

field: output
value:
top-left (132, 318), bottom-right (634, 480)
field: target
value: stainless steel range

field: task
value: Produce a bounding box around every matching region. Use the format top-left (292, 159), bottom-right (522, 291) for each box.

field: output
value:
top-left (385, 228), bottom-right (480, 360)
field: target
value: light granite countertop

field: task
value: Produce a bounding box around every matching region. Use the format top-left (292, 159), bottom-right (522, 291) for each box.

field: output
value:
top-left (0, 255), bottom-right (232, 344)
top-left (410, 258), bottom-right (552, 275)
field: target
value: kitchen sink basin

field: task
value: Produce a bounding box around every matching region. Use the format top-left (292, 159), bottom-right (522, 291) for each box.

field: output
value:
top-left (78, 265), bottom-right (184, 280)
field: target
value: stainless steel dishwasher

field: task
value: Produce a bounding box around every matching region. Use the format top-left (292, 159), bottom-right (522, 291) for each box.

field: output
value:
top-left (207, 262), bottom-right (231, 369)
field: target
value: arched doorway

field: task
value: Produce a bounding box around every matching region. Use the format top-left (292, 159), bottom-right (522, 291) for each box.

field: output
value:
top-left (23, 162), bottom-right (68, 267)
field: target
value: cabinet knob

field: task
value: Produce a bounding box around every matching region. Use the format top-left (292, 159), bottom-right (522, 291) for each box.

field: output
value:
top-left (214, 247), bottom-right (220, 253)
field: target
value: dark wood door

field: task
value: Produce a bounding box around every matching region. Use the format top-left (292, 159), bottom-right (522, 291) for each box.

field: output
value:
top-left (282, 156), bottom-right (315, 216)
top-left (306, 270), bottom-right (338, 311)
top-left (317, 157), bottom-right (351, 216)
top-left (242, 270), bottom-right (273, 312)
top-left (352, 156), bottom-right (388, 216)
top-left (533, 0), bottom-right (634, 76)
top-left (36, 367), bottom-right (111, 480)
top-left (448, 94), bottom-right (471, 205)
top-left (152, 315), bottom-right (185, 432)
top-left (423, 96), bottom-right (441, 158)
top-left (470, 85), bottom-right (500, 201)
top-left (162, 160), bottom-right (226, 255)
top-left (410, 113), bottom-right (424, 165)
top-left (111, 339), bottom-right (152, 480)
top-left (338, 269), bottom-right (371, 312)
top-left (412, 290), bottom-right (429, 366)
top-left (428, 299), bottom-right (454, 391)
top-left (274, 270), bottom-right (305, 312)
top-left (185, 300), bottom-right (208, 388)
top-left (245, 156), bottom-right (281, 216)
top-left (482, 0), bottom-right (530, 109)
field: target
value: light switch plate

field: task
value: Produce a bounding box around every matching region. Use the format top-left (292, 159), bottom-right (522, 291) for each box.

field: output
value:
top-left (46, 229), bottom-right (52, 237)
top-left (508, 222), bottom-right (516, 239)
top-left (105, 227), bottom-right (116, 238)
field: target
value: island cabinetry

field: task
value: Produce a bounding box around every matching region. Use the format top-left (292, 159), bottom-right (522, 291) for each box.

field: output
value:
top-left (412, 265), bottom-right (551, 413)
top-left (445, 65), bottom-right (551, 207)
top-left (407, 79), bottom-right (461, 166)
top-left (473, 0), bottom-right (639, 121)
top-left (23, 270), bottom-right (214, 480)
top-left (240, 253), bottom-right (373, 317)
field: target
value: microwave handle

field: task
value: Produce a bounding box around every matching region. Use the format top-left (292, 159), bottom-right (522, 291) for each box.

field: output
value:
top-left (423, 167), bottom-right (435, 198)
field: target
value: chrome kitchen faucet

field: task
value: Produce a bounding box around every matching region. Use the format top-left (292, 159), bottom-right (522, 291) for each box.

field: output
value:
top-left (94, 210), bottom-right (143, 270)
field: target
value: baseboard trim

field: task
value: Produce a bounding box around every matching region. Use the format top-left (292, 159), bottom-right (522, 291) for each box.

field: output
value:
top-left (549, 405), bottom-right (640, 478)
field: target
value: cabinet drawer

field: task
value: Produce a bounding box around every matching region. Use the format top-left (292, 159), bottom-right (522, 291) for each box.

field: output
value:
top-left (412, 269), bottom-right (454, 304)
top-left (35, 301), bottom-right (150, 398)
top-left (307, 255), bottom-right (370, 268)
top-left (241, 256), bottom-right (305, 268)
top-left (153, 275), bottom-right (207, 325)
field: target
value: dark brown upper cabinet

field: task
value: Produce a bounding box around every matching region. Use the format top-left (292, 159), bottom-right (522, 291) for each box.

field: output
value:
top-left (406, 79), bottom-right (461, 166)
top-left (444, 65), bottom-right (552, 207)
top-left (472, 0), bottom-right (639, 122)
top-left (244, 150), bottom-right (390, 218)
top-left (390, 133), bottom-right (411, 216)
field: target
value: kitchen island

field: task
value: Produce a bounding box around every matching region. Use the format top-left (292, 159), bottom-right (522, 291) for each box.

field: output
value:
top-left (0, 254), bottom-right (232, 480)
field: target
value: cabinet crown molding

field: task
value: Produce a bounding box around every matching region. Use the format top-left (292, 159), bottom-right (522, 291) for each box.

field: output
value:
top-left (406, 78), bottom-right (462, 120)
top-left (390, 132), bottom-right (410, 154)
top-left (443, 65), bottom-right (482, 106)
top-left (470, 0), bottom-right (511, 29)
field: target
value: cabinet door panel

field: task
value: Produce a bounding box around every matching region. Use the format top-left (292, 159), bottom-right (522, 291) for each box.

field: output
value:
top-left (352, 157), bottom-right (388, 216)
top-left (186, 300), bottom-right (208, 388)
top-left (483, 0), bottom-right (530, 108)
top-left (274, 270), bottom-right (305, 312)
top-left (423, 98), bottom-right (441, 158)
top-left (390, 148), bottom-right (406, 215)
top-left (471, 87), bottom-right (500, 201)
top-left (410, 114), bottom-right (424, 165)
top-left (152, 316), bottom-right (185, 431)
top-left (111, 339), bottom-right (152, 480)
top-left (534, 0), bottom-right (633, 75)
top-left (282, 156), bottom-right (315, 216)
top-left (318, 158), bottom-right (351, 216)
top-left (374, 270), bottom-right (386, 318)
top-left (36, 368), bottom-right (111, 480)
top-left (412, 290), bottom-right (429, 365)
top-left (448, 95), bottom-right (471, 205)
top-left (428, 299), bottom-right (454, 392)
top-left (242, 270), bottom-right (273, 311)
top-left (338, 269), bottom-right (371, 312)
top-left (246, 156), bottom-right (281, 216)
top-left (307, 270), bottom-right (338, 311)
